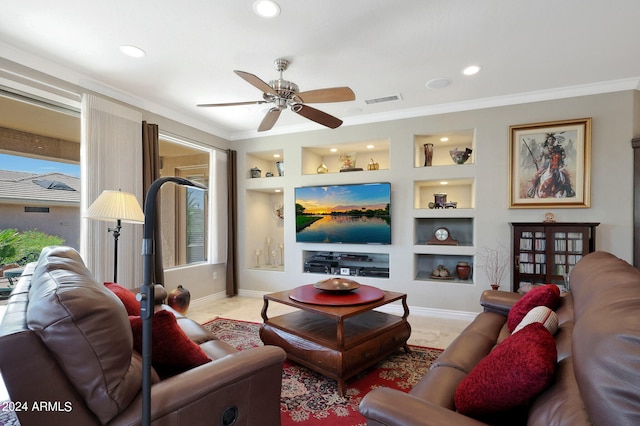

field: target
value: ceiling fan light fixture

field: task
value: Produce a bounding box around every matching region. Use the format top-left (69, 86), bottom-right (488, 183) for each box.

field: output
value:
top-left (253, 0), bottom-right (281, 18)
top-left (199, 58), bottom-right (352, 131)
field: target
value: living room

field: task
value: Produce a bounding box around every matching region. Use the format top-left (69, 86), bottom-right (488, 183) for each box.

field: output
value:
top-left (0, 2), bottom-right (639, 314)
top-left (1, 1), bottom-right (640, 425)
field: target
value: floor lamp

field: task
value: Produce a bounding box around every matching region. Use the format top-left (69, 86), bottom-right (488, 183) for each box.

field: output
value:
top-left (86, 190), bottom-right (145, 282)
top-left (139, 176), bottom-right (206, 426)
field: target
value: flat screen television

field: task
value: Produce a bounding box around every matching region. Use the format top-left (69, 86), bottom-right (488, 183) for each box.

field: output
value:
top-left (295, 182), bottom-right (391, 244)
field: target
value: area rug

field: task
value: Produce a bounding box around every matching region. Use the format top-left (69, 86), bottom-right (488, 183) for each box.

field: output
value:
top-left (203, 317), bottom-right (443, 426)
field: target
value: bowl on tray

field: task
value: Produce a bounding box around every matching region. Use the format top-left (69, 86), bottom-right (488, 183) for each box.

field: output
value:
top-left (313, 277), bottom-right (361, 292)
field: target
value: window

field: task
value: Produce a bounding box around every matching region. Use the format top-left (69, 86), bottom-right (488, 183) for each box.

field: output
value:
top-left (158, 134), bottom-right (212, 268)
top-left (186, 177), bottom-right (207, 263)
top-left (0, 91), bottom-right (81, 252)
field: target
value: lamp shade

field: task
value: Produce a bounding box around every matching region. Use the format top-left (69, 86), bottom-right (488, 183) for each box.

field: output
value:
top-left (86, 190), bottom-right (145, 223)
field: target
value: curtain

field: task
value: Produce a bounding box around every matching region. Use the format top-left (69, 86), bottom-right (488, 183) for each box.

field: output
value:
top-left (142, 121), bottom-right (165, 286)
top-left (80, 94), bottom-right (143, 287)
top-left (226, 149), bottom-right (238, 296)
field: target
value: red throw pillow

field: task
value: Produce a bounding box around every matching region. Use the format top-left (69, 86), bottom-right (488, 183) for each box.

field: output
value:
top-left (129, 310), bottom-right (210, 376)
top-left (507, 284), bottom-right (560, 332)
top-left (454, 323), bottom-right (557, 416)
top-left (104, 282), bottom-right (140, 316)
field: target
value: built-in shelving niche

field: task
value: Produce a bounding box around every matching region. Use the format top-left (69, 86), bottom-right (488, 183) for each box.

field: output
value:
top-left (414, 253), bottom-right (475, 284)
top-left (245, 188), bottom-right (285, 271)
top-left (302, 139), bottom-right (390, 175)
top-left (302, 250), bottom-right (390, 278)
top-left (413, 129), bottom-right (475, 168)
top-left (246, 149), bottom-right (284, 179)
top-left (414, 178), bottom-right (475, 210)
top-left (414, 217), bottom-right (474, 246)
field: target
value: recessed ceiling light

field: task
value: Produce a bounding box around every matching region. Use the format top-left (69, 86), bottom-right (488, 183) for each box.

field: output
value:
top-left (330, 148), bottom-right (338, 153)
top-left (425, 78), bottom-right (452, 90)
top-left (462, 65), bottom-right (481, 76)
top-left (366, 145), bottom-right (375, 149)
top-left (440, 181), bottom-right (449, 185)
top-left (440, 137), bottom-right (449, 142)
top-left (274, 189), bottom-right (281, 193)
top-left (253, 0), bottom-right (280, 18)
top-left (119, 45), bottom-right (146, 58)
top-left (273, 154), bottom-right (280, 158)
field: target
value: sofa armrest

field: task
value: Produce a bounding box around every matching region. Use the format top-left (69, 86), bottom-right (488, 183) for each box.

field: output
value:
top-left (112, 345), bottom-right (286, 425)
top-left (360, 388), bottom-right (487, 426)
top-left (479, 290), bottom-right (521, 316)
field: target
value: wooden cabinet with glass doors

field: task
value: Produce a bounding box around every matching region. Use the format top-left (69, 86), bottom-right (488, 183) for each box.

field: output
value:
top-left (510, 222), bottom-right (599, 292)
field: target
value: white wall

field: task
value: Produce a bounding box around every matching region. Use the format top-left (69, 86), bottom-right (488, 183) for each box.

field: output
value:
top-left (235, 91), bottom-right (638, 313)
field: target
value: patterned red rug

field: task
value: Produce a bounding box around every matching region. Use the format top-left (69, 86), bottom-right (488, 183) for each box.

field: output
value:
top-left (203, 318), bottom-right (443, 426)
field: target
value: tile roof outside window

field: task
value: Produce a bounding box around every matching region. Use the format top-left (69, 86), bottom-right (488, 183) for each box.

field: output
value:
top-left (0, 171), bottom-right (80, 205)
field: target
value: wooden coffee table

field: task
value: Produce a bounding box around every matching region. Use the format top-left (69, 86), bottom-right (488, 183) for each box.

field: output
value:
top-left (259, 285), bottom-right (411, 395)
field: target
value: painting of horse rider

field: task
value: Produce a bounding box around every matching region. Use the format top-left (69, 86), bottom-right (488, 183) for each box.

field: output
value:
top-left (509, 118), bottom-right (591, 208)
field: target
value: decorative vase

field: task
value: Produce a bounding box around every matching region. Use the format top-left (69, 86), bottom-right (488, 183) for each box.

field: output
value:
top-left (433, 192), bottom-right (447, 208)
top-left (276, 161), bottom-right (284, 176)
top-left (423, 143), bottom-right (434, 166)
top-left (250, 167), bottom-right (261, 178)
top-left (167, 285), bottom-right (191, 315)
top-left (490, 284), bottom-right (500, 291)
top-left (316, 162), bottom-right (328, 174)
top-left (456, 262), bottom-right (471, 280)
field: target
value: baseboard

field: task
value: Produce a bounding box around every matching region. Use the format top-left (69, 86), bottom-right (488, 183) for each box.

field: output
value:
top-left (189, 290), bottom-right (228, 308)
top-left (192, 289), bottom-right (478, 323)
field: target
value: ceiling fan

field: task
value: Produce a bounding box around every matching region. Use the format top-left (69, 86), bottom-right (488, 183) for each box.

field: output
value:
top-left (197, 58), bottom-right (355, 132)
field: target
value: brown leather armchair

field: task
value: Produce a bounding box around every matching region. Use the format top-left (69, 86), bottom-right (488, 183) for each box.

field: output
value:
top-left (0, 246), bottom-right (286, 425)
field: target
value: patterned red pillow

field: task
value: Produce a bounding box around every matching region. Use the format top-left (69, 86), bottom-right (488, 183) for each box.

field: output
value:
top-left (507, 284), bottom-right (561, 332)
top-left (129, 310), bottom-right (210, 376)
top-left (104, 282), bottom-right (140, 316)
top-left (454, 323), bottom-right (557, 416)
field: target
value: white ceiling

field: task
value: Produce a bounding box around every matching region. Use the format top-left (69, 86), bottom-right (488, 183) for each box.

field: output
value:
top-left (1, 0), bottom-right (639, 141)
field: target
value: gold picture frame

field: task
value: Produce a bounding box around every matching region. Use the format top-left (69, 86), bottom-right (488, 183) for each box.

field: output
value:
top-left (509, 118), bottom-right (591, 208)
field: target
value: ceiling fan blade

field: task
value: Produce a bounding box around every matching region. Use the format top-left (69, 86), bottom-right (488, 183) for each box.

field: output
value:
top-left (293, 104), bottom-right (343, 129)
top-left (297, 87), bottom-right (355, 103)
top-left (258, 108), bottom-right (282, 132)
top-left (197, 100), bottom-right (267, 107)
top-left (234, 70), bottom-right (278, 96)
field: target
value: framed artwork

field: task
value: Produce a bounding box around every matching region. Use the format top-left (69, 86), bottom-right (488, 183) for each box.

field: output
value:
top-left (509, 118), bottom-right (591, 208)
top-left (338, 152), bottom-right (357, 170)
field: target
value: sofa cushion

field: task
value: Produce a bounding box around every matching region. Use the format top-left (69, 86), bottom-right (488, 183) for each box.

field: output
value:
top-left (514, 305), bottom-right (558, 335)
top-left (105, 282), bottom-right (140, 316)
top-left (130, 309), bottom-right (211, 376)
top-left (26, 246), bottom-right (142, 424)
top-left (507, 284), bottom-right (561, 332)
top-left (454, 323), bottom-right (557, 417)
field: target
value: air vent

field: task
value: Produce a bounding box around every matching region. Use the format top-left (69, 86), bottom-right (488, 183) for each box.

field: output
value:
top-left (364, 94), bottom-right (403, 105)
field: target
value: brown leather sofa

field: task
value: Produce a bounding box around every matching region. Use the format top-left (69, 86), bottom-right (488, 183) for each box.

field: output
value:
top-left (360, 251), bottom-right (640, 425)
top-left (0, 246), bottom-right (286, 425)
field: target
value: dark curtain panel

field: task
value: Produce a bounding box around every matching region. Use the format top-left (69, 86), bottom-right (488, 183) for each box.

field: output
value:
top-left (226, 149), bottom-right (238, 296)
top-left (142, 121), bottom-right (165, 286)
